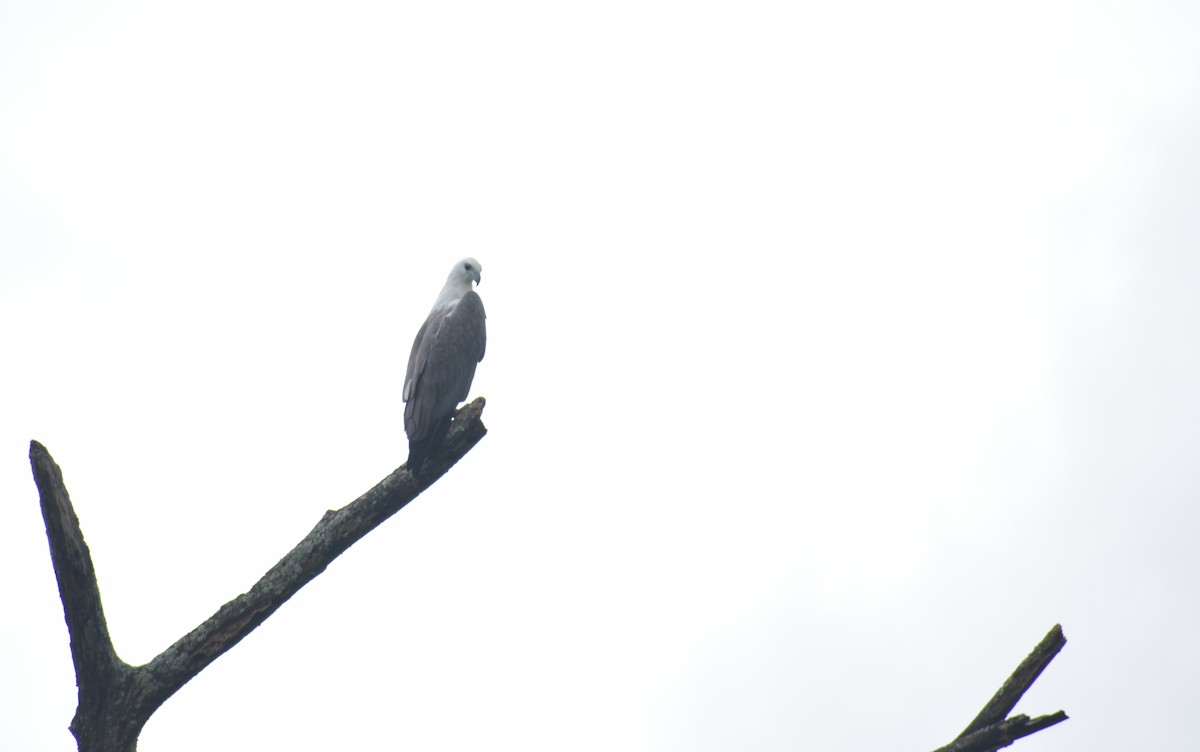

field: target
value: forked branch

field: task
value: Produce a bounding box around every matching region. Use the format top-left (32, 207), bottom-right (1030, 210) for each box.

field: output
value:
top-left (30, 398), bottom-right (487, 752)
top-left (930, 624), bottom-right (1068, 752)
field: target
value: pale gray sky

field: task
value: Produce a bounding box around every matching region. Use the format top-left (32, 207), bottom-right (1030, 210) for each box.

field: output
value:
top-left (2, 2), bottom-right (1199, 750)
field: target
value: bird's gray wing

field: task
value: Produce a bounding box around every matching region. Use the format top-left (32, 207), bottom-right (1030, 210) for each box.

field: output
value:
top-left (403, 316), bottom-right (433, 404)
top-left (403, 292), bottom-right (486, 442)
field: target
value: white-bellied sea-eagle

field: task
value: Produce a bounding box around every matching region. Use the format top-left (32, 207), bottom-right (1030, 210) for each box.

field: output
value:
top-left (403, 258), bottom-right (487, 473)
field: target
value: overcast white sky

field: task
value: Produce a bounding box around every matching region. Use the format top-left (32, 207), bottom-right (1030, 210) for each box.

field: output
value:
top-left (3, 1), bottom-right (1199, 750)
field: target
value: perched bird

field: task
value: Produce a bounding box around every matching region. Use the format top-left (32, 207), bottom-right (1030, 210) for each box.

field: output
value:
top-left (403, 258), bottom-right (487, 473)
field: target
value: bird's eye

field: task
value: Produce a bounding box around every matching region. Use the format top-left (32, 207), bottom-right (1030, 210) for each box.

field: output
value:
top-left (464, 263), bottom-right (473, 271)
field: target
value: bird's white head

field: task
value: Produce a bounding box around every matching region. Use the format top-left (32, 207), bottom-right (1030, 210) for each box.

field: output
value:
top-left (433, 257), bottom-right (483, 311)
top-left (452, 257), bottom-right (482, 287)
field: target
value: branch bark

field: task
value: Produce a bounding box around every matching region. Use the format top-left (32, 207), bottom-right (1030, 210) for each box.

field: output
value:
top-left (31, 430), bottom-right (132, 750)
top-left (31, 398), bottom-right (487, 752)
top-left (958, 624), bottom-right (1067, 738)
top-left (930, 624), bottom-right (1068, 752)
top-left (933, 712), bottom-right (1068, 752)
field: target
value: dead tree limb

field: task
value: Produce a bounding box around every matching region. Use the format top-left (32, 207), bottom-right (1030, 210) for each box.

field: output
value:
top-left (933, 712), bottom-right (1069, 752)
top-left (30, 398), bottom-right (487, 752)
top-left (931, 624), bottom-right (1068, 752)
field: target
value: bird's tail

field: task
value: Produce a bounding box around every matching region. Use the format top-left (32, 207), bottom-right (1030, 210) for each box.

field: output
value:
top-left (406, 415), bottom-right (454, 475)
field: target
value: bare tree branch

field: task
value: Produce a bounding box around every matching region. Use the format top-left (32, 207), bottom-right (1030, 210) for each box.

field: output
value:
top-left (929, 624), bottom-right (1069, 752)
top-left (933, 712), bottom-right (1068, 752)
top-left (31, 398), bottom-right (487, 752)
top-left (958, 624), bottom-right (1067, 738)
top-left (31, 435), bottom-right (135, 750)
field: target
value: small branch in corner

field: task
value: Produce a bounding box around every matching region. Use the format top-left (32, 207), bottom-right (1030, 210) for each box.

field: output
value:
top-left (929, 624), bottom-right (1069, 752)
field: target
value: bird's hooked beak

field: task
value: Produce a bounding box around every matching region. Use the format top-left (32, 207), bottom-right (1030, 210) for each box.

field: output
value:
top-left (472, 271), bottom-right (482, 286)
